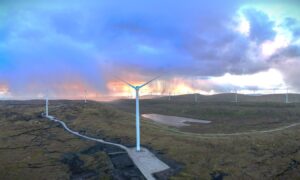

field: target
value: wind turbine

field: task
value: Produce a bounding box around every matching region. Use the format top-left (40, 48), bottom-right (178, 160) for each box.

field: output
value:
top-left (117, 76), bottom-right (160, 152)
top-left (286, 87), bottom-right (289, 104)
top-left (45, 95), bottom-right (49, 117)
top-left (235, 89), bottom-right (238, 103)
top-left (84, 90), bottom-right (87, 103)
top-left (194, 77), bottom-right (198, 103)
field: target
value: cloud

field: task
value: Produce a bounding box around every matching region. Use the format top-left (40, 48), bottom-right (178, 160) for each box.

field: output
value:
top-left (274, 58), bottom-right (300, 90)
top-left (242, 8), bottom-right (276, 43)
top-left (1, 0), bottom-right (300, 97)
top-left (270, 44), bottom-right (300, 90)
top-left (282, 17), bottom-right (300, 39)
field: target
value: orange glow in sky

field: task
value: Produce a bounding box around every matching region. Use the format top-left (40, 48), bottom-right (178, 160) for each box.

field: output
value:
top-left (0, 84), bottom-right (9, 95)
top-left (54, 81), bottom-right (101, 99)
top-left (107, 78), bottom-right (197, 97)
top-left (0, 70), bottom-right (288, 100)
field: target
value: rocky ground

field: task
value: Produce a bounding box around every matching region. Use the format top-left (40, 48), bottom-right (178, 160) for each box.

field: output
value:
top-left (0, 101), bottom-right (145, 179)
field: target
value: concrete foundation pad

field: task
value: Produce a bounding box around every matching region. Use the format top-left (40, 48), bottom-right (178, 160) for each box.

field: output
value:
top-left (127, 147), bottom-right (170, 180)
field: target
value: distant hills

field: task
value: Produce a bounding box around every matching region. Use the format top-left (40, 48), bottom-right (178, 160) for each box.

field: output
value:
top-left (2, 93), bottom-right (300, 103)
top-left (155, 93), bottom-right (300, 103)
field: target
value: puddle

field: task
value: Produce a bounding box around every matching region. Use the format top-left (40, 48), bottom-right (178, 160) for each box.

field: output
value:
top-left (142, 114), bottom-right (211, 127)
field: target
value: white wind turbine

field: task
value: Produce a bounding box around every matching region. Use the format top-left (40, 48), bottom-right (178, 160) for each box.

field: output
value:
top-left (45, 94), bottom-right (49, 117)
top-left (234, 88), bottom-right (238, 103)
top-left (194, 77), bottom-right (198, 103)
top-left (117, 76), bottom-right (160, 152)
top-left (286, 87), bottom-right (289, 104)
top-left (235, 89), bottom-right (238, 103)
top-left (84, 89), bottom-right (87, 103)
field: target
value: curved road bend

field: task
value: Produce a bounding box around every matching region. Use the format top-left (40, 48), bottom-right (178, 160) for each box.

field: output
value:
top-left (159, 122), bottom-right (300, 138)
top-left (44, 115), bottom-right (170, 180)
top-left (201, 122), bottom-right (300, 136)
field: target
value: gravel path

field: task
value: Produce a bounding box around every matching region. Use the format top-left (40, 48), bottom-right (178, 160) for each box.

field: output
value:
top-left (45, 115), bottom-right (170, 180)
top-left (196, 122), bottom-right (300, 137)
top-left (156, 121), bottom-right (300, 138)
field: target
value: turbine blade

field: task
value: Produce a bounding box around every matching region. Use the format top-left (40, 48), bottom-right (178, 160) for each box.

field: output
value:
top-left (115, 76), bottom-right (135, 89)
top-left (139, 75), bottom-right (161, 88)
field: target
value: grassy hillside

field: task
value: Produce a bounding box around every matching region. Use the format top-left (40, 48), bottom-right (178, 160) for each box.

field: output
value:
top-left (0, 101), bottom-right (144, 179)
top-left (49, 100), bottom-right (300, 179)
top-left (111, 99), bottom-right (300, 133)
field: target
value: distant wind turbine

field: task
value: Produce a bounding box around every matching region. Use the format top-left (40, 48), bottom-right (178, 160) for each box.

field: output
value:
top-left (235, 89), bottom-right (238, 103)
top-left (194, 77), bottom-right (198, 103)
top-left (117, 76), bottom-right (160, 152)
top-left (45, 95), bottom-right (49, 117)
top-left (286, 88), bottom-right (289, 104)
top-left (84, 90), bottom-right (87, 103)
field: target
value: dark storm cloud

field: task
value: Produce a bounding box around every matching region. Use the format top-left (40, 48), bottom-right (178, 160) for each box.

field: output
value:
top-left (178, 7), bottom-right (278, 76)
top-left (270, 44), bottom-right (300, 90)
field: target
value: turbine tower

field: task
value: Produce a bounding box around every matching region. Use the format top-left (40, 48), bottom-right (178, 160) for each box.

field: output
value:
top-left (118, 76), bottom-right (160, 152)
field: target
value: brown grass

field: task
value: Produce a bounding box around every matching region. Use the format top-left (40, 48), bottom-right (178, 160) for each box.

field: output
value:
top-left (49, 100), bottom-right (300, 179)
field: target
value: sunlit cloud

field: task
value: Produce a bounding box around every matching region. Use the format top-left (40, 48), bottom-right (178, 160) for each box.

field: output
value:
top-left (52, 82), bottom-right (100, 99)
top-left (107, 78), bottom-right (197, 97)
top-left (19, 80), bottom-right (101, 100)
top-left (211, 68), bottom-right (285, 89)
top-left (236, 16), bottom-right (250, 36)
top-left (261, 35), bottom-right (290, 57)
top-left (0, 84), bottom-right (9, 96)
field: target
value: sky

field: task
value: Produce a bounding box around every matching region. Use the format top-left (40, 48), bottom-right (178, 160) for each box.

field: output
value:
top-left (0, 0), bottom-right (300, 99)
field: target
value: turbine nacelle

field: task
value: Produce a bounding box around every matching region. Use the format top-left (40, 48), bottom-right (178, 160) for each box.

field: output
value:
top-left (134, 86), bottom-right (141, 90)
